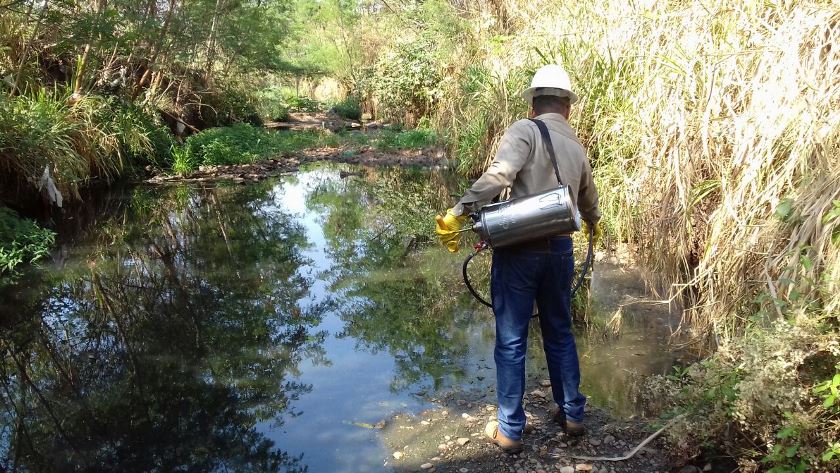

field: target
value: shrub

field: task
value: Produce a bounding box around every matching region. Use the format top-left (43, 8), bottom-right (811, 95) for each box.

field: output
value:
top-left (332, 95), bottom-right (362, 121)
top-left (652, 319), bottom-right (839, 471)
top-left (172, 124), bottom-right (337, 173)
top-left (0, 207), bottom-right (55, 284)
top-left (0, 89), bottom-right (170, 195)
top-left (376, 129), bottom-right (437, 151)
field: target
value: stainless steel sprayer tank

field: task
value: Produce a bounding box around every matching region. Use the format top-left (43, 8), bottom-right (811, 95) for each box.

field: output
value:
top-left (470, 186), bottom-right (580, 248)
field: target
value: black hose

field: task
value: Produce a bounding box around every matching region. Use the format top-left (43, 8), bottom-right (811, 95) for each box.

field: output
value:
top-left (462, 227), bottom-right (595, 313)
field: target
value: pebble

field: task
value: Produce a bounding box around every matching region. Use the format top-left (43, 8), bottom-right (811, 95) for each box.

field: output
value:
top-left (588, 437), bottom-right (602, 446)
top-left (559, 467), bottom-right (575, 473)
top-left (575, 464), bottom-right (593, 472)
top-left (530, 389), bottom-right (547, 399)
top-left (486, 405), bottom-right (496, 411)
top-left (420, 420), bottom-right (431, 425)
top-left (461, 413), bottom-right (475, 421)
top-left (392, 452), bottom-right (403, 459)
top-left (457, 437), bottom-right (470, 446)
top-left (540, 379), bottom-right (552, 387)
top-left (437, 443), bottom-right (447, 451)
top-left (703, 465), bottom-right (712, 472)
top-left (445, 435), bottom-right (451, 441)
top-left (603, 434), bottom-right (615, 445)
top-left (456, 399), bottom-right (467, 406)
top-left (459, 469), bottom-right (469, 473)
top-left (421, 463), bottom-right (433, 470)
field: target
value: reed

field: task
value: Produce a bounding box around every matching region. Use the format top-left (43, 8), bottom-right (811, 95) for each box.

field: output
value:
top-left (433, 0), bottom-right (840, 342)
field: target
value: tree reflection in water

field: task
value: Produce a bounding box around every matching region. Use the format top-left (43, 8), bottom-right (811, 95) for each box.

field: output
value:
top-left (306, 167), bottom-right (484, 392)
top-left (0, 182), bottom-right (326, 472)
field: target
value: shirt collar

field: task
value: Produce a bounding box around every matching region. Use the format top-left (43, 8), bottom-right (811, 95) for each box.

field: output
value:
top-left (534, 112), bottom-right (568, 123)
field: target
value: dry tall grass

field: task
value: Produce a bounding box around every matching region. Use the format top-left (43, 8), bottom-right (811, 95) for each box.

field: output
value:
top-left (433, 0), bottom-right (840, 343)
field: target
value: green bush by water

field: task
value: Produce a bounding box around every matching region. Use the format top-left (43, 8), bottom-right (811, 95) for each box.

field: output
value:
top-left (0, 90), bottom-right (171, 195)
top-left (376, 129), bottom-right (437, 151)
top-left (331, 96), bottom-right (362, 121)
top-left (0, 207), bottom-right (54, 284)
top-left (172, 124), bottom-right (339, 173)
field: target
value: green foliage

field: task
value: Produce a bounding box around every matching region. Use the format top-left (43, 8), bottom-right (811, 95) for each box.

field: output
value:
top-left (0, 207), bottom-right (55, 284)
top-left (364, 38), bottom-right (444, 124)
top-left (284, 95), bottom-right (322, 113)
top-left (200, 87), bottom-right (264, 128)
top-left (173, 125), bottom-right (338, 173)
top-left (376, 129), bottom-right (437, 151)
top-left (0, 89), bottom-right (169, 195)
top-left (651, 319), bottom-right (840, 471)
top-left (331, 95), bottom-right (362, 120)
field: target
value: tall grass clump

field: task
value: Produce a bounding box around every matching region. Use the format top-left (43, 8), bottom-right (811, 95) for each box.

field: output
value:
top-left (0, 89), bottom-right (170, 199)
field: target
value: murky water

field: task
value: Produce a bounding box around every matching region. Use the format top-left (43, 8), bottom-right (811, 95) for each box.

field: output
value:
top-left (0, 163), bottom-right (680, 472)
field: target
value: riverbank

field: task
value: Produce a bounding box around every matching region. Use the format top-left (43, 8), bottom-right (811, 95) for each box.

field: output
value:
top-left (381, 386), bottom-right (679, 473)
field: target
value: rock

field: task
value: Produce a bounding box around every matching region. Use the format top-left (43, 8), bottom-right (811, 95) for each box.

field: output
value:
top-left (603, 434), bottom-right (615, 445)
top-left (559, 467), bottom-right (575, 473)
top-left (575, 465), bottom-right (593, 472)
top-left (530, 389), bottom-right (547, 399)
top-left (558, 442), bottom-right (568, 448)
top-left (421, 463), bottom-right (434, 470)
top-left (456, 399), bottom-right (467, 406)
top-left (703, 465), bottom-right (712, 472)
top-left (588, 437), bottom-right (601, 446)
top-left (461, 413), bottom-right (475, 421)
top-left (457, 437), bottom-right (470, 446)
top-left (444, 435), bottom-right (451, 441)
top-left (486, 405), bottom-right (495, 411)
top-left (392, 452), bottom-right (403, 459)
top-left (540, 379), bottom-right (552, 387)
top-left (437, 444), bottom-right (447, 451)
top-left (459, 469), bottom-right (469, 473)
top-left (420, 420), bottom-right (431, 426)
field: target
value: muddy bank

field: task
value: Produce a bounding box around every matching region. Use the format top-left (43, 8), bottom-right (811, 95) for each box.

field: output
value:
top-left (143, 147), bottom-right (447, 185)
top-left (380, 380), bottom-right (680, 473)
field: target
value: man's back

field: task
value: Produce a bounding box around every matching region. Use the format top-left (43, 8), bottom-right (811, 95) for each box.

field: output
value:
top-left (455, 113), bottom-right (600, 224)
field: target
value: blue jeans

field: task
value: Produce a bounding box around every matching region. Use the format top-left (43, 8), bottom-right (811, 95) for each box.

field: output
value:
top-left (490, 237), bottom-right (586, 440)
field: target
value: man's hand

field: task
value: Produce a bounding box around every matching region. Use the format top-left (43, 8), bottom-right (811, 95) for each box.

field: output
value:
top-left (435, 208), bottom-right (468, 253)
top-left (583, 220), bottom-right (602, 246)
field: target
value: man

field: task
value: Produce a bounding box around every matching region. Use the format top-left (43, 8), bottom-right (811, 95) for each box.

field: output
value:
top-left (436, 64), bottom-right (601, 453)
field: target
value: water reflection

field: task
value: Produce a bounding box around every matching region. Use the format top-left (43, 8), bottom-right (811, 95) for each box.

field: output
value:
top-left (1, 182), bottom-right (326, 471)
top-left (0, 163), bottom-right (679, 472)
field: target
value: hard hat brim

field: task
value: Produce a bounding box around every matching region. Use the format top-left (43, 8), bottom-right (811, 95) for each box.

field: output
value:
top-left (521, 87), bottom-right (579, 105)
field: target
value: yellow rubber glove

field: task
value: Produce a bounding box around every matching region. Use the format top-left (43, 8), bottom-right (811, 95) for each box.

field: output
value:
top-left (435, 208), bottom-right (468, 253)
top-left (583, 220), bottom-right (602, 246)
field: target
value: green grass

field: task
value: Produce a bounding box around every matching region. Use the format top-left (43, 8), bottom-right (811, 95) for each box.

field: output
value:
top-left (0, 89), bottom-right (171, 195)
top-left (172, 124), bottom-right (340, 173)
top-left (0, 207), bottom-right (55, 284)
top-left (172, 125), bottom-right (439, 173)
top-left (375, 129), bottom-right (437, 151)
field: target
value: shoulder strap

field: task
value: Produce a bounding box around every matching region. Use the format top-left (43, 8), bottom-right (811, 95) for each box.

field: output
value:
top-left (528, 118), bottom-right (563, 185)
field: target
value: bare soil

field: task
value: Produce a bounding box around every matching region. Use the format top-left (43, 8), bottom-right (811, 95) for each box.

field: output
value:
top-left (380, 381), bottom-right (681, 473)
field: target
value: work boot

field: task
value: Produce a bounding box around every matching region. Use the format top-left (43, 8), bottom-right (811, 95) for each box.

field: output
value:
top-left (484, 421), bottom-right (523, 454)
top-left (553, 409), bottom-right (585, 437)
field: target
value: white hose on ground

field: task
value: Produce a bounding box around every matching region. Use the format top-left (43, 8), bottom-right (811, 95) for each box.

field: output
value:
top-left (565, 415), bottom-right (683, 462)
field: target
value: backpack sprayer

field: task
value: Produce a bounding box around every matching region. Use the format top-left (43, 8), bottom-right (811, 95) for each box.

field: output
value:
top-left (455, 119), bottom-right (595, 310)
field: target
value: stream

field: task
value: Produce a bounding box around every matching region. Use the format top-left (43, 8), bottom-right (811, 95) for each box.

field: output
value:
top-left (0, 162), bottom-right (681, 472)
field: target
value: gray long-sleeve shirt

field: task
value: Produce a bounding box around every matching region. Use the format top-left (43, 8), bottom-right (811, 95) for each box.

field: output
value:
top-left (453, 113), bottom-right (600, 224)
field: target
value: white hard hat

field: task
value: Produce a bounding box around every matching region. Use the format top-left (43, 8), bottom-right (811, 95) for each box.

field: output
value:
top-left (521, 64), bottom-right (579, 104)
